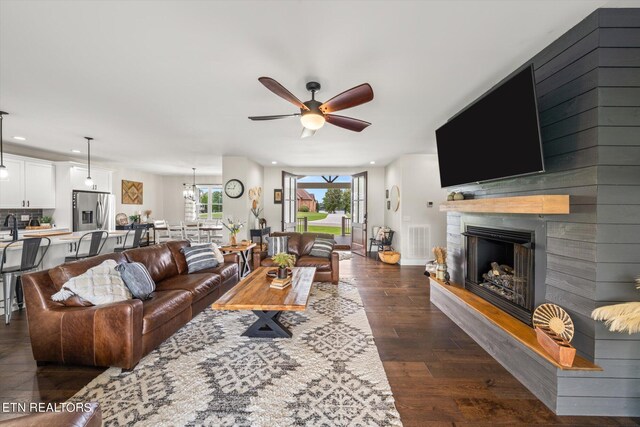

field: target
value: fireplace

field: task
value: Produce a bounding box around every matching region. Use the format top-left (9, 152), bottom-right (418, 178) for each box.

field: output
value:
top-left (463, 225), bottom-right (535, 325)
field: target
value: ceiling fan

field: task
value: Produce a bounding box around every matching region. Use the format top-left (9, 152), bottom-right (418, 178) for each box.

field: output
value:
top-left (249, 77), bottom-right (374, 138)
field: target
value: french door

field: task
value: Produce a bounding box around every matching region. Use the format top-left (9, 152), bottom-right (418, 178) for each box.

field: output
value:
top-left (282, 171), bottom-right (298, 232)
top-left (351, 171), bottom-right (367, 256)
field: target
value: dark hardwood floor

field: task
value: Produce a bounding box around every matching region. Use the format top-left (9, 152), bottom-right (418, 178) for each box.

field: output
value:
top-left (0, 255), bottom-right (638, 425)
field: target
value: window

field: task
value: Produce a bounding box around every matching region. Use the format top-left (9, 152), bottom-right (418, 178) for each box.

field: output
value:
top-left (196, 184), bottom-right (223, 220)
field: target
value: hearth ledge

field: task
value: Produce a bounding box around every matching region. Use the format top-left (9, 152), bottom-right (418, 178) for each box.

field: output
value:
top-left (429, 277), bottom-right (600, 371)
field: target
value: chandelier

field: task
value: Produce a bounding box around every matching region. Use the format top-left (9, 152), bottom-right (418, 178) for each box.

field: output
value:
top-left (183, 168), bottom-right (196, 201)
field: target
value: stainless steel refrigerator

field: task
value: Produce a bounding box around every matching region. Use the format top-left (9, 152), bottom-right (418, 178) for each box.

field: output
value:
top-left (72, 191), bottom-right (115, 232)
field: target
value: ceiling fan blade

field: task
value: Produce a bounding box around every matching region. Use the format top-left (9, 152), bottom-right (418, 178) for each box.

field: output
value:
top-left (301, 127), bottom-right (316, 138)
top-left (325, 114), bottom-right (371, 132)
top-left (248, 114), bottom-right (299, 121)
top-left (258, 77), bottom-right (309, 111)
top-left (320, 83), bottom-right (374, 113)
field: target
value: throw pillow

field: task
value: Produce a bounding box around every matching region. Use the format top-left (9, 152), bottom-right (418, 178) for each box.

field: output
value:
top-left (210, 242), bottom-right (225, 264)
top-left (267, 236), bottom-right (289, 257)
top-left (115, 262), bottom-right (156, 300)
top-left (51, 259), bottom-right (132, 305)
top-left (181, 244), bottom-right (219, 273)
top-left (309, 237), bottom-right (335, 258)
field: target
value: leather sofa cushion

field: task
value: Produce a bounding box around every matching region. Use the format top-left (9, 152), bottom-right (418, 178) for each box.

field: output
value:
top-left (260, 257), bottom-right (278, 268)
top-left (48, 253), bottom-right (127, 291)
top-left (197, 262), bottom-right (239, 283)
top-left (166, 240), bottom-right (190, 275)
top-left (271, 232), bottom-right (302, 256)
top-left (156, 273), bottom-right (221, 303)
top-left (142, 290), bottom-right (192, 334)
top-left (125, 244), bottom-right (178, 283)
top-left (296, 255), bottom-right (332, 272)
top-left (270, 232), bottom-right (335, 257)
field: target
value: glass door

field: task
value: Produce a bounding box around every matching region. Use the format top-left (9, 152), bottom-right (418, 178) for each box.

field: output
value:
top-left (282, 171), bottom-right (298, 232)
top-left (351, 171), bottom-right (367, 256)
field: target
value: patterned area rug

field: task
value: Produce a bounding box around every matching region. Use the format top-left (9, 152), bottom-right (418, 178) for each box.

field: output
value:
top-left (72, 281), bottom-right (402, 426)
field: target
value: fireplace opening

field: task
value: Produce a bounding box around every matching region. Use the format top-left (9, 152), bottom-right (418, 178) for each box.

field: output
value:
top-left (464, 225), bottom-right (534, 325)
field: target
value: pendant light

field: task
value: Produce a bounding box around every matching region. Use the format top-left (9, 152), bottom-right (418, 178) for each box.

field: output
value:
top-left (183, 168), bottom-right (196, 201)
top-left (0, 112), bottom-right (8, 179)
top-left (84, 137), bottom-right (94, 187)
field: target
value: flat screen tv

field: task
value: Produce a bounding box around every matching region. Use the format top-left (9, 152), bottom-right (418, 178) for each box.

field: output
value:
top-left (435, 65), bottom-right (544, 188)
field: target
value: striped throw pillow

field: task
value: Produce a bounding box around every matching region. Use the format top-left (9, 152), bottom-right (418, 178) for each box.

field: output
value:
top-left (267, 236), bottom-right (289, 257)
top-left (309, 238), bottom-right (334, 258)
top-left (116, 262), bottom-right (156, 300)
top-left (181, 244), bottom-right (219, 273)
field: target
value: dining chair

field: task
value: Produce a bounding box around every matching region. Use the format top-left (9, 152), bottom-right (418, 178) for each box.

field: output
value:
top-left (115, 227), bottom-right (148, 252)
top-left (65, 231), bottom-right (109, 262)
top-left (181, 221), bottom-right (201, 243)
top-left (1, 237), bottom-right (51, 324)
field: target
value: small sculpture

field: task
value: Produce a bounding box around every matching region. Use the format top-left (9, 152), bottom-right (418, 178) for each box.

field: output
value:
top-left (259, 218), bottom-right (267, 229)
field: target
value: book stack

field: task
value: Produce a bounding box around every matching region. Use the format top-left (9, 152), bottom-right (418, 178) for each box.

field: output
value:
top-left (270, 276), bottom-right (292, 289)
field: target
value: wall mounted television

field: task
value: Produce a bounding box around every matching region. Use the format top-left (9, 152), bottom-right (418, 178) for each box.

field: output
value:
top-left (435, 65), bottom-right (544, 188)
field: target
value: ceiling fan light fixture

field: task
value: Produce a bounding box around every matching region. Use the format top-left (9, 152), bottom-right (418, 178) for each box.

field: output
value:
top-left (300, 111), bottom-right (325, 130)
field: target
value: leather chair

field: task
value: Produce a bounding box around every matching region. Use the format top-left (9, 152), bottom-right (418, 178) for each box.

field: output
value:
top-left (255, 232), bottom-right (339, 284)
top-left (21, 241), bottom-right (239, 369)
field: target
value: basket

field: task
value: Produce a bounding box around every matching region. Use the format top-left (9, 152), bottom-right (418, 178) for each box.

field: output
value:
top-left (378, 251), bottom-right (400, 264)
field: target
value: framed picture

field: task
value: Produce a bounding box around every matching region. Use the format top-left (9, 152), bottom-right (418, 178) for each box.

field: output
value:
top-left (273, 189), bottom-right (283, 204)
top-left (122, 180), bottom-right (143, 204)
top-left (387, 201), bottom-right (391, 210)
top-left (385, 189), bottom-right (389, 199)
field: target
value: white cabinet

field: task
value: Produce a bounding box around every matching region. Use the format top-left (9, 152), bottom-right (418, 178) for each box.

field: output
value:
top-left (24, 161), bottom-right (55, 208)
top-left (70, 166), bottom-right (112, 192)
top-left (0, 155), bottom-right (55, 209)
top-left (0, 157), bottom-right (24, 208)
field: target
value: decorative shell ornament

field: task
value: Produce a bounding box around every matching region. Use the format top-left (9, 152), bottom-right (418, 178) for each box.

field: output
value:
top-left (248, 186), bottom-right (262, 202)
top-left (532, 303), bottom-right (575, 342)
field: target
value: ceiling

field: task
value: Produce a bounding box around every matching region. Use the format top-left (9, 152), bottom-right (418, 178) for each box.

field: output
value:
top-left (0, 0), bottom-right (635, 175)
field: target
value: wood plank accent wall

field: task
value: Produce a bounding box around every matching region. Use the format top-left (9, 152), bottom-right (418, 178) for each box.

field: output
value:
top-left (443, 9), bottom-right (640, 416)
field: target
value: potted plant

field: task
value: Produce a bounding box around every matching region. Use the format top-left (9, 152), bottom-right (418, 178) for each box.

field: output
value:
top-left (129, 214), bottom-right (140, 224)
top-left (272, 252), bottom-right (295, 279)
top-left (222, 218), bottom-right (245, 246)
top-left (40, 216), bottom-right (53, 227)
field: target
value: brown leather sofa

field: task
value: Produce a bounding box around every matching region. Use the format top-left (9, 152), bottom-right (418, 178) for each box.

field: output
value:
top-left (0, 402), bottom-right (101, 427)
top-left (256, 232), bottom-right (339, 284)
top-left (21, 241), bottom-right (238, 369)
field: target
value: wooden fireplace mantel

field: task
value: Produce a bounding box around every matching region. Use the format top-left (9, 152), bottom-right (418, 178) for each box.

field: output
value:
top-left (439, 195), bottom-right (570, 214)
top-left (429, 277), bottom-right (601, 371)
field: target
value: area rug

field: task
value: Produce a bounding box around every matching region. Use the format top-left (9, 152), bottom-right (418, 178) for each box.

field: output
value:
top-left (337, 251), bottom-right (353, 261)
top-left (71, 281), bottom-right (402, 426)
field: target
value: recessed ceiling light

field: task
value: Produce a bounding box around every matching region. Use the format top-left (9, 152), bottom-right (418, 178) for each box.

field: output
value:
top-left (13, 136), bottom-right (26, 141)
top-left (71, 149), bottom-right (81, 153)
top-left (370, 161), bottom-right (376, 164)
top-left (271, 161), bottom-right (277, 165)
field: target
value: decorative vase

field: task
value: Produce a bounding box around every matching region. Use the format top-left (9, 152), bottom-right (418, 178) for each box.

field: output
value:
top-left (277, 267), bottom-right (288, 279)
top-left (436, 263), bottom-right (448, 281)
top-left (230, 234), bottom-right (237, 246)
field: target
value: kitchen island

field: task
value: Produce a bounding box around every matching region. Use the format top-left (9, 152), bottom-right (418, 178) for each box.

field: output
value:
top-left (1, 230), bottom-right (130, 317)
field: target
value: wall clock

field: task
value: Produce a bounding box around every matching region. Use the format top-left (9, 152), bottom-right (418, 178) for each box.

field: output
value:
top-left (224, 179), bottom-right (244, 198)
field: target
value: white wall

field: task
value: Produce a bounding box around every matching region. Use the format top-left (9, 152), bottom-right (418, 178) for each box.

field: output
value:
top-left (222, 156), bottom-right (264, 241)
top-left (262, 166), bottom-right (385, 238)
top-left (160, 174), bottom-right (222, 224)
top-left (108, 166), bottom-right (165, 221)
top-left (384, 154), bottom-right (448, 265)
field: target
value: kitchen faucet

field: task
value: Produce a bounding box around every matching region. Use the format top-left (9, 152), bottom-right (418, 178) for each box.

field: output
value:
top-left (3, 214), bottom-right (18, 241)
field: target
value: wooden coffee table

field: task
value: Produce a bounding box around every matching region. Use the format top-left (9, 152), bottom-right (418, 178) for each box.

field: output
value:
top-left (211, 266), bottom-right (316, 338)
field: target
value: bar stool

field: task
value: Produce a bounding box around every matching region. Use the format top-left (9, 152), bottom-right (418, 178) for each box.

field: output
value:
top-left (115, 227), bottom-right (147, 252)
top-left (65, 231), bottom-right (109, 262)
top-left (1, 237), bottom-right (51, 324)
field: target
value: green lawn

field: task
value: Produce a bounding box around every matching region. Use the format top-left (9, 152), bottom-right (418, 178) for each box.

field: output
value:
top-left (198, 212), bottom-right (223, 219)
top-left (307, 225), bottom-right (343, 235)
top-left (297, 212), bottom-right (328, 221)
